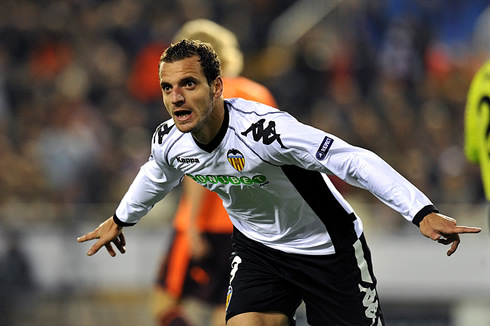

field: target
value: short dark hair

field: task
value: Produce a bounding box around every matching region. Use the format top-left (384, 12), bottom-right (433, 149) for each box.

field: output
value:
top-left (160, 39), bottom-right (221, 85)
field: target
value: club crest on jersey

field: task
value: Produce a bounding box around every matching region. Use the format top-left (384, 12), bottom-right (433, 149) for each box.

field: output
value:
top-left (227, 149), bottom-right (245, 172)
top-left (316, 136), bottom-right (333, 160)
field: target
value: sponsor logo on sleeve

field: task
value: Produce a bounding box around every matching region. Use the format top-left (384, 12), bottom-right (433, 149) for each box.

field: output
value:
top-left (316, 136), bottom-right (333, 160)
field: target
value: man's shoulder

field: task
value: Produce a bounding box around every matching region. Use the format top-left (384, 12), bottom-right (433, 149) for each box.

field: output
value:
top-left (226, 98), bottom-right (298, 136)
top-left (226, 98), bottom-right (285, 119)
top-left (226, 98), bottom-right (299, 152)
top-left (151, 118), bottom-right (180, 146)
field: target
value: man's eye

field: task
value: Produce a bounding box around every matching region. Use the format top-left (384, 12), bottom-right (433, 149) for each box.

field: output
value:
top-left (162, 86), bottom-right (171, 92)
top-left (185, 81), bottom-right (195, 88)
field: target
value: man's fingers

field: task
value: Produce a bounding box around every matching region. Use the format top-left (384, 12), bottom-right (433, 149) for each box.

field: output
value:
top-left (455, 226), bottom-right (482, 234)
top-left (430, 233), bottom-right (441, 241)
top-left (78, 216), bottom-right (125, 257)
top-left (420, 213), bottom-right (481, 257)
top-left (447, 240), bottom-right (460, 257)
top-left (105, 243), bottom-right (116, 257)
top-left (119, 233), bottom-right (126, 247)
top-left (432, 233), bottom-right (461, 256)
top-left (77, 231), bottom-right (98, 243)
top-left (437, 237), bottom-right (453, 245)
top-left (113, 235), bottom-right (126, 254)
top-left (431, 226), bottom-right (481, 240)
top-left (87, 239), bottom-right (105, 256)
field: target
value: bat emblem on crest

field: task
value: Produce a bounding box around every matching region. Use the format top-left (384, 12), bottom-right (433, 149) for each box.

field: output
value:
top-left (227, 149), bottom-right (245, 172)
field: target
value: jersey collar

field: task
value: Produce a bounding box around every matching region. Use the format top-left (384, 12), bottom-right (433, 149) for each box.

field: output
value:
top-left (194, 102), bottom-right (229, 153)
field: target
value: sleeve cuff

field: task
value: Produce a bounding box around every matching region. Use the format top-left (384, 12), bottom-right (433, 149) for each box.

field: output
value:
top-left (412, 205), bottom-right (439, 227)
top-left (113, 213), bottom-right (137, 227)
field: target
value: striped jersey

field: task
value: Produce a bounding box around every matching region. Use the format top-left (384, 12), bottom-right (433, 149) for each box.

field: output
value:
top-left (115, 98), bottom-right (436, 255)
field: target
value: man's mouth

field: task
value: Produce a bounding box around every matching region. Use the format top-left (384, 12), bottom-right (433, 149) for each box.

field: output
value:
top-left (174, 110), bottom-right (192, 121)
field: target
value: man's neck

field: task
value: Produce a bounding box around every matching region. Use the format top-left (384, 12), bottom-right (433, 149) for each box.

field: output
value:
top-left (192, 100), bottom-right (225, 145)
top-left (193, 101), bottom-right (228, 152)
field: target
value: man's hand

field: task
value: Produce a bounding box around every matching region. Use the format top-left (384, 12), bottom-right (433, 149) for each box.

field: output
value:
top-left (77, 216), bottom-right (126, 257)
top-left (419, 213), bottom-right (481, 256)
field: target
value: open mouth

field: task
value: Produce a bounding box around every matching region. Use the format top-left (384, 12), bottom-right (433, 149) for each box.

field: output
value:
top-left (174, 110), bottom-right (192, 120)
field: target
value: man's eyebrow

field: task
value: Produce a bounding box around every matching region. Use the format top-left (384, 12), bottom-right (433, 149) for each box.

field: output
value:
top-left (180, 76), bottom-right (198, 85)
top-left (160, 76), bottom-right (200, 89)
top-left (160, 81), bottom-right (171, 89)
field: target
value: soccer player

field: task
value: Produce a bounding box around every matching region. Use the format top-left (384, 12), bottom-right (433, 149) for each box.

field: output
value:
top-left (78, 39), bottom-right (481, 326)
top-left (153, 19), bottom-right (278, 326)
top-left (464, 59), bottom-right (490, 202)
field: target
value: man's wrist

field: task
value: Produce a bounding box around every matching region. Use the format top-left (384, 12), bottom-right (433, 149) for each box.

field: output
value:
top-left (412, 205), bottom-right (439, 227)
top-left (113, 213), bottom-right (136, 227)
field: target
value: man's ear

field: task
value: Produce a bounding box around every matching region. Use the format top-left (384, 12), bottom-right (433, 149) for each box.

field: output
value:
top-left (213, 76), bottom-right (224, 98)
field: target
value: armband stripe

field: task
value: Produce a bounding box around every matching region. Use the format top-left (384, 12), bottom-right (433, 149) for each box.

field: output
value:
top-left (113, 213), bottom-right (137, 227)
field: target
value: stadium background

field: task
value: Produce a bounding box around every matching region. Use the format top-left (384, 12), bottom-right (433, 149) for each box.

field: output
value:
top-left (0, 0), bottom-right (489, 325)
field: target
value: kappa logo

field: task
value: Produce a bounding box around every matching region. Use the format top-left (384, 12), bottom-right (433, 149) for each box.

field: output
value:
top-left (241, 118), bottom-right (287, 149)
top-left (176, 156), bottom-right (200, 164)
top-left (227, 149), bottom-right (245, 172)
top-left (359, 284), bottom-right (380, 324)
top-left (226, 255), bottom-right (242, 312)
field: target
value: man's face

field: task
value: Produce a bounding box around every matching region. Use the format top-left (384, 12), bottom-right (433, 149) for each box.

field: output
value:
top-left (159, 56), bottom-right (221, 137)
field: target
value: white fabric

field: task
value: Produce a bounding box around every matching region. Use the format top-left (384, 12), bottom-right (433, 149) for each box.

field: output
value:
top-left (115, 98), bottom-right (433, 255)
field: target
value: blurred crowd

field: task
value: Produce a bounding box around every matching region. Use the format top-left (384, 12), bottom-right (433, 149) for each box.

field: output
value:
top-left (0, 0), bottom-right (489, 225)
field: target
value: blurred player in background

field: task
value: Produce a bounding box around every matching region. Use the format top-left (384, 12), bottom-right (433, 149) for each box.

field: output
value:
top-left (152, 19), bottom-right (277, 326)
top-left (464, 59), bottom-right (490, 218)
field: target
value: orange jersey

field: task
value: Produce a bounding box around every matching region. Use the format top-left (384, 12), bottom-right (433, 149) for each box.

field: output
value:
top-left (223, 76), bottom-right (277, 107)
top-left (173, 77), bottom-right (276, 233)
top-left (173, 188), bottom-right (233, 233)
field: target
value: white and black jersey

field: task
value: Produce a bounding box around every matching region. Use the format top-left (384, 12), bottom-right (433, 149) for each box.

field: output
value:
top-left (115, 98), bottom-right (437, 255)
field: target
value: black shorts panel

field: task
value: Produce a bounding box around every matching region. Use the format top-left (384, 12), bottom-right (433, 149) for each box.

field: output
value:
top-left (225, 228), bottom-right (384, 326)
top-left (225, 250), bottom-right (302, 324)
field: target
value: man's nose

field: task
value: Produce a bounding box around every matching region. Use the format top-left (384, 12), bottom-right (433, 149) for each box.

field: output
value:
top-left (171, 90), bottom-right (184, 106)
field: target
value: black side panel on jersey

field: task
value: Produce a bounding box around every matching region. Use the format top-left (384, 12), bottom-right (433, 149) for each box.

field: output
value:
top-left (281, 165), bottom-right (358, 253)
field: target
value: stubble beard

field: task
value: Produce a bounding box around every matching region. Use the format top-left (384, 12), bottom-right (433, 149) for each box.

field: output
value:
top-left (189, 91), bottom-right (215, 137)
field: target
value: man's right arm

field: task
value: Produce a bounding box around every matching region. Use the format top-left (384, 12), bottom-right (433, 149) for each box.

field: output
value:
top-left (78, 157), bottom-right (183, 257)
top-left (114, 159), bottom-right (183, 225)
